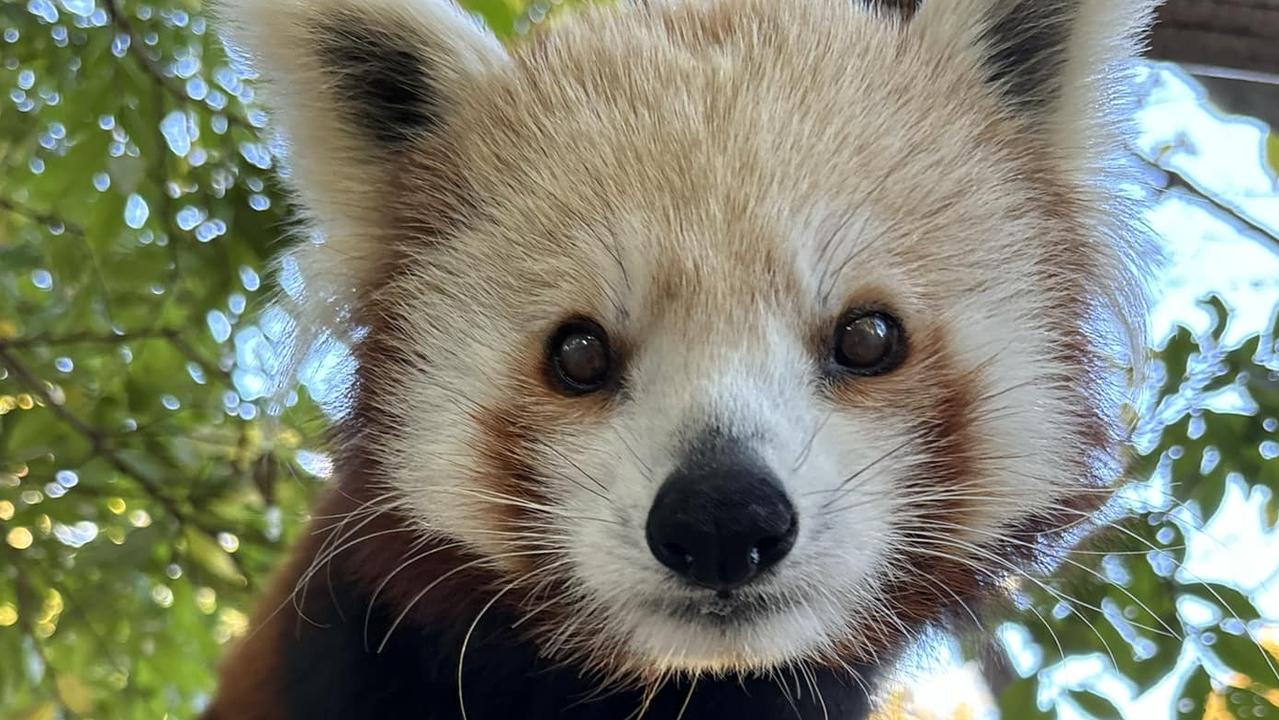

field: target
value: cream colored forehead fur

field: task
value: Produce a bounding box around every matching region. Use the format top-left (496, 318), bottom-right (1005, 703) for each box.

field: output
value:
top-left (459, 3), bottom-right (1066, 317)
top-left (219, 0), bottom-right (1154, 366)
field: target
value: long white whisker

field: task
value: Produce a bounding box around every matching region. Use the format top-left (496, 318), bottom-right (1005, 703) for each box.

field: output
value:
top-left (458, 559), bottom-right (574, 720)
top-left (377, 549), bottom-right (560, 654)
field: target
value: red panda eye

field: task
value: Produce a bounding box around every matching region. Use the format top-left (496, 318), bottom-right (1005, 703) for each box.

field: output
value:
top-left (548, 321), bottom-right (611, 394)
top-left (833, 310), bottom-right (906, 376)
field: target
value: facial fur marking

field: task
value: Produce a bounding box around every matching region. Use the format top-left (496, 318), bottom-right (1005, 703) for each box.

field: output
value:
top-left (472, 401), bottom-right (552, 545)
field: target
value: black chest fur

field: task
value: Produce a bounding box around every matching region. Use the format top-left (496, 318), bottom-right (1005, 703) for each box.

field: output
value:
top-left (272, 577), bottom-right (874, 720)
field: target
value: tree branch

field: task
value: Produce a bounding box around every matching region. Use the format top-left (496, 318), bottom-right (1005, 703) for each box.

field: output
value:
top-left (0, 329), bottom-right (179, 349)
top-left (0, 345), bottom-right (251, 586)
top-left (104, 0), bottom-right (253, 131)
top-left (0, 196), bottom-right (85, 236)
top-left (1137, 151), bottom-right (1279, 254)
top-left (0, 346), bottom-right (108, 442)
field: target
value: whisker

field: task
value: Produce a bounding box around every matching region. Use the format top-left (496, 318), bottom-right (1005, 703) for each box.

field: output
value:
top-left (377, 549), bottom-right (560, 654)
top-left (534, 436), bottom-right (614, 503)
top-left (613, 426), bottom-right (654, 480)
top-left (792, 408), bottom-right (836, 474)
top-left (904, 525), bottom-right (1183, 642)
top-left (809, 437), bottom-right (915, 508)
top-left (458, 559), bottom-right (574, 720)
top-left (363, 540), bottom-right (466, 651)
top-left (902, 539), bottom-right (1123, 668)
top-left (673, 674), bottom-right (699, 720)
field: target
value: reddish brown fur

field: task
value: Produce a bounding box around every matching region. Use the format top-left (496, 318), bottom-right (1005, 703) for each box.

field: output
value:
top-left (203, 486), bottom-right (496, 720)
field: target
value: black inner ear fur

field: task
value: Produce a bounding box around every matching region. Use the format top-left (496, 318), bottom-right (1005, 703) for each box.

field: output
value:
top-left (313, 13), bottom-right (441, 147)
top-left (980, 0), bottom-right (1082, 115)
top-left (866, 0), bottom-right (923, 18)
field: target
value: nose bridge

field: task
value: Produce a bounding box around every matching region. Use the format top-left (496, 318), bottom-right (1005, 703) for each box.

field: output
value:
top-left (681, 425), bottom-right (752, 466)
top-left (641, 310), bottom-right (798, 447)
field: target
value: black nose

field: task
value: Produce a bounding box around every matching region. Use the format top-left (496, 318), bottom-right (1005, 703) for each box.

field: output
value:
top-left (645, 454), bottom-right (797, 591)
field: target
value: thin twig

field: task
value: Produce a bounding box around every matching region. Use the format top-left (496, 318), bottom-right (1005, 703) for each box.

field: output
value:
top-left (1138, 151), bottom-right (1279, 254)
top-left (0, 329), bottom-right (178, 349)
top-left (104, 0), bottom-right (253, 131)
top-left (0, 345), bottom-right (252, 585)
top-left (0, 196), bottom-right (85, 236)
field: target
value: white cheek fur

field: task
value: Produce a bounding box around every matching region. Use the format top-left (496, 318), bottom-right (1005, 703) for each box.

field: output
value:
top-left (373, 222), bottom-right (1094, 673)
top-left (550, 305), bottom-right (916, 668)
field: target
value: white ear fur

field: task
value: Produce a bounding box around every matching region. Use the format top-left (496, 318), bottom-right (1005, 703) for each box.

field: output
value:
top-left (215, 0), bottom-right (507, 222)
top-left (913, 0), bottom-right (1161, 378)
top-left (212, 0), bottom-right (510, 393)
top-left (912, 0), bottom-right (1159, 170)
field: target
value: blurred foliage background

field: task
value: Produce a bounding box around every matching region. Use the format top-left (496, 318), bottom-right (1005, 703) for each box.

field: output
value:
top-left (0, 1), bottom-right (1277, 719)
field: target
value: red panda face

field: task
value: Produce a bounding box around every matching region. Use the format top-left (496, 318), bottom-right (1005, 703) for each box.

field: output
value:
top-left (218, 0), bottom-right (1156, 683)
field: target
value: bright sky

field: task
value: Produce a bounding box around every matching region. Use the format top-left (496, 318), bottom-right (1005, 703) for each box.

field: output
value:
top-left (898, 62), bottom-right (1279, 720)
top-left (1089, 63), bottom-right (1279, 720)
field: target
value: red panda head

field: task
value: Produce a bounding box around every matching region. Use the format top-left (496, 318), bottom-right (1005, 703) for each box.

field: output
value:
top-left (217, 0), bottom-right (1157, 682)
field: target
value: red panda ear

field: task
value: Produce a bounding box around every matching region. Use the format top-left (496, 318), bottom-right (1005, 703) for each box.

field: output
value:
top-left (912, 0), bottom-right (1158, 125)
top-left (214, 0), bottom-right (508, 150)
top-left (211, 0), bottom-right (510, 367)
top-left (211, 0), bottom-right (508, 234)
top-left (308, 10), bottom-right (462, 148)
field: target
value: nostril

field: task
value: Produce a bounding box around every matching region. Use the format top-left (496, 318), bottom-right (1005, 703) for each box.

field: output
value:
top-left (661, 542), bottom-right (694, 570)
top-left (753, 512), bottom-right (798, 569)
top-left (753, 536), bottom-right (778, 558)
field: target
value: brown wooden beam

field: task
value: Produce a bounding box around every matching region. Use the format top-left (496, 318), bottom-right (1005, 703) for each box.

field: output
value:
top-left (1149, 0), bottom-right (1279, 79)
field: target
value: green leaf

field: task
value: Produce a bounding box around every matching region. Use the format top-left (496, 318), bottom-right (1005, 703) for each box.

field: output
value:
top-left (1181, 583), bottom-right (1260, 623)
top-left (1209, 631), bottom-right (1279, 690)
top-left (1200, 294), bottom-right (1231, 343)
top-left (183, 527), bottom-right (247, 589)
top-left (1266, 133), bottom-right (1279, 180)
top-left (1158, 326), bottom-right (1197, 396)
top-left (997, 675), bottom-right (1053, 720)
top-left (1068, 689), bottom-right (1124, 720)
top-left (1175, 668), bottom-right (1214, 719)
top-left (460, 0), bottom-right (522, 37)
top-left (1225, 687), bottom-right (1279, 719)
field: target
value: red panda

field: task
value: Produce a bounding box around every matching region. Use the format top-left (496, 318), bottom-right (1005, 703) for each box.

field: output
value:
top-left (205, 0), bottom-right (1159, 717)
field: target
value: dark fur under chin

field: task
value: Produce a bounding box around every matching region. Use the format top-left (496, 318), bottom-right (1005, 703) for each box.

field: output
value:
top-left (232, 574), bottom-right (871, 719)
top-left (202, 492), bottom-right (875, 720)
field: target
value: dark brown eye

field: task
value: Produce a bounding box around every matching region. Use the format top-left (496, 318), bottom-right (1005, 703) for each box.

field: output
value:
top-left (548, 321), bottom-right (611, 394)
top-left (833, 310), bottom-right (906, 376)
